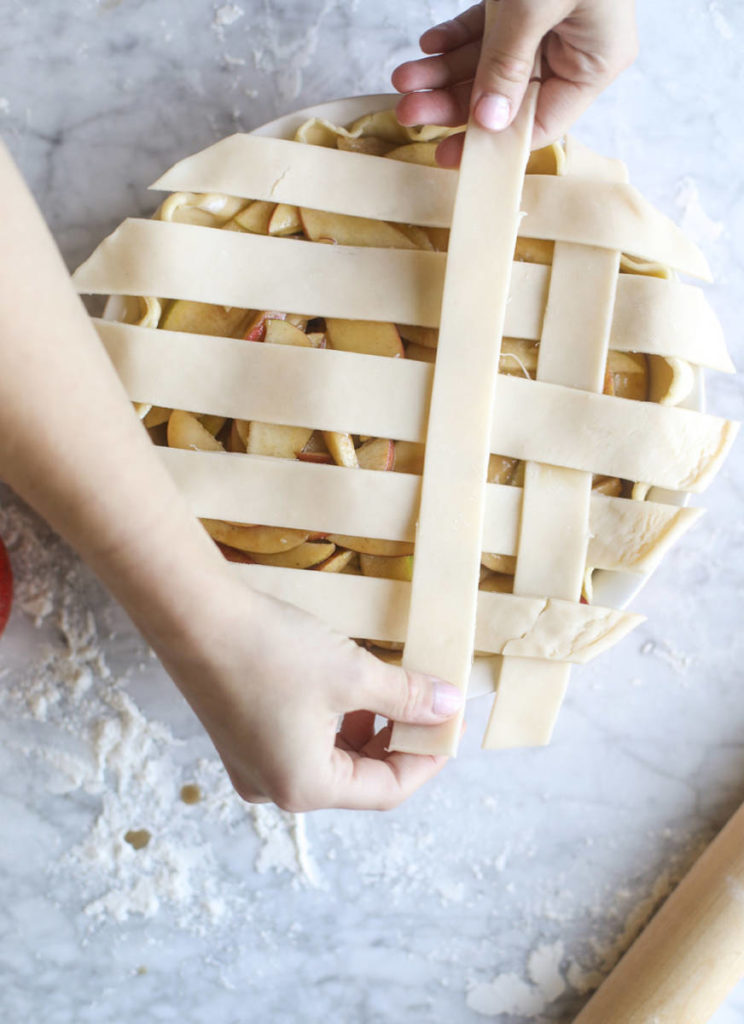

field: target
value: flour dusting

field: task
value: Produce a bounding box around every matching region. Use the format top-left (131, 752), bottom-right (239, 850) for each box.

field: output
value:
top-left (214, 3), bottom-right (244, 28)
top-left (0, 492), bottom-right (317, 932)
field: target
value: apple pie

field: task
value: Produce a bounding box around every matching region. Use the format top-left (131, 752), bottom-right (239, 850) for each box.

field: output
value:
top-left (73, 90), bottom-right (737, 755)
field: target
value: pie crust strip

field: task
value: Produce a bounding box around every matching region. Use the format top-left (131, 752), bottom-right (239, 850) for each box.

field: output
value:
top-left (155, 446), bottom-right (701, 575)
top-left (96, 320), bottom-right (736, 492)
top-left (76, 227), bottom-right (731, 370)
top-left (151, 134), bottom-right (458, 229)
top-left (150, 134), bottom-right (710, 278)
top-left (390, 71), bottom-right (540, 757)
top-left (485, 142), bottom-right (630, 748)
top-left (226, 563), bottom-right (642, 663)
top-left (75, 220), bottom-right (447, 328)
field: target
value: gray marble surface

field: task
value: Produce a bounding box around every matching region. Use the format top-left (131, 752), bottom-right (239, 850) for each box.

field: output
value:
top-left (1, 1), bottom-right (743, 1021)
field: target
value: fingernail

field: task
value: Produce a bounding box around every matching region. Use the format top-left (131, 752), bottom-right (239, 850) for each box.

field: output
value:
top-left (431, 680), bottom-right (464, 717)
top-left (474, 93), bottom-right (510, 131)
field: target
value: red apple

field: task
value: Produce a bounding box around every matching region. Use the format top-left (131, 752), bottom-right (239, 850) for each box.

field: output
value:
top-left (0, 538), bottom-right (12, 637)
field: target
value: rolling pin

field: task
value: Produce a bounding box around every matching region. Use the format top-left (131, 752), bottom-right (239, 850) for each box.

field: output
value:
top-left (573, 797), bottom-right (744, 1023)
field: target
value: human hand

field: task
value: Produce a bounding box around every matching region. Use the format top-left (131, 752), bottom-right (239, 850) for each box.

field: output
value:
top-left (152, 574), bottom-right (464, 812)
top-left (392, 0), bottom-right (638, 163)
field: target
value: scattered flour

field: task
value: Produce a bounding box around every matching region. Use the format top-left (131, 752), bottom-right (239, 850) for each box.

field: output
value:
top-left (214, 3), bottom-right (244, 29)
top-left (467, 973), bottom-right (546, 1018)
top-left (0, 492), bottom-right (318, 932)
top-left (640, 638), bottom-right (693, 675)
top-left (466, 942), bottom-right (565, 1018)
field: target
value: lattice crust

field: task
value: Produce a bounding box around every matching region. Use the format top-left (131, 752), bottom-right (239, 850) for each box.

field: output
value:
top-left (73, 75), bottom-right (737, 754)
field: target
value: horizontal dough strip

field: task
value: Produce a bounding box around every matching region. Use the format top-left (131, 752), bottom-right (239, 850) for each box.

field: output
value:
top-left (76, 219), bottom-right (447, 328)
top-left (77, 221), bottom-right (728, 369)
top-left (156, 447), bottom-right (701, 574)
top-left (98, 319), bottom-right (736, 490)
top-left (610, 275), bottom-right (732, 373)
top-left (151, 134), bottom-right (457, 229)
top-left (492, 376), bottom-right (737, 492)
top-left (150, 136), bottom-right (709, 278)
top-left (229, 562), bottom-right (643, 663)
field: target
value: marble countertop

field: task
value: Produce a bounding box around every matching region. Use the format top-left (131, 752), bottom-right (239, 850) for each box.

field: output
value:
top-left (1, 1), bottom-right (743, 1021)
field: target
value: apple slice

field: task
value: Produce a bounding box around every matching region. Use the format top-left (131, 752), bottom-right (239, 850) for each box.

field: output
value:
top-left (648, 354), bottom-right (692, 407)
top-left (252, 541), bottom-right (336, 570)
top-left (233, 419), bottom-right (250, 447)
top-left (385, 142), bottom-right (440, 167)
top-left (299, 207), bottom-right (420, 249)
top-left (305, 331), bottom-right (326, 348)
top-left (404, 342), bottom-right (436, 363)
top-left (225, 200), bottom-right (276, 235)
top-left (197, 414), bottom-right (226, 436)
top-left (302, 431), bottom-right (329, 454)
top-left (215, 542), bottom-right (255, 564)
top-left (201, 519), bottom-right (309, 554)
top-left (315, 549), bottom-right (356, 573)
top-left (323, 430), bottom-right (359, 468)
top-left (357, 437), bottom-right (394, 471)
top-left (393, 441), bottom-right (425, 475)
top-left (327, 534), bottom-right (414, 557)
top-left (514, 237), bottom-right (554, 265)
top-left (500, 338), bottom-right (539, 379)
top-left (264, 319), bottom-right (313, 347)
top-left (160, 300), bottom-right (249, 337)
top-left (143, 406), bottom-right (171, 428)
top-left (268, 203), bottom-right (302, 236)
top-left (336, 135), bottom-right (395, 156)
top-left (425, 227), bottom-right (450, 252)
top-left (398, 325), bottom-right (438, 349)
top-left (396, 224), bottom-right (434, 251)
top-left (360, 552), bottom-right (414, 582)
top-left (297, 451), bottom-right (334, 465)
top-left (244, 310), bottom-right (287, 341)
top-left (226, 420), bottom-right (246, 453)
top-left (326, 318), bottom-right (404, 358)
top-left (168, 411), bottom-right (224, 452)
top-left (591, 475), bottom-right (624, 497)
top-left (488, 454), bottom-right (522, 486)
top-left (479, 573), bottom-right (514, 594)
top-left (0, 536), bottom-right (13, 638)
top-left (609, 351), bottom-right (649, 402)
top-left (247, 421), bottom-right (314, 459)
top-left (481, 553), bottom-right (517, 574)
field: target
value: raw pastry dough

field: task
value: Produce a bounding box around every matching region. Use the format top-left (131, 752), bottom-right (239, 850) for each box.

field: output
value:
top-left (390, 70), bottom-right (540, 757)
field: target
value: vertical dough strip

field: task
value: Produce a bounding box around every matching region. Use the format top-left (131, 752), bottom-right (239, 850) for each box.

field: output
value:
top-left (389, 30), bottom-right (539, 755)
top-left (484, 143), bottom-right (628, 749)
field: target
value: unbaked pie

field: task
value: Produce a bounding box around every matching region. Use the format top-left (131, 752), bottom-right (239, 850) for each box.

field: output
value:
top-left (73, 88), bottom-right (737, 755)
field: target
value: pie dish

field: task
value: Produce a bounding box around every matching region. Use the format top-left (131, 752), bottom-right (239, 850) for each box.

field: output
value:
top-left (73, 90), bottom-right (737, 755)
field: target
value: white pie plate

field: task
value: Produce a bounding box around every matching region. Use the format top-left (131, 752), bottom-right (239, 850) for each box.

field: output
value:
top-left (105, 94), bottom-right (702, 701)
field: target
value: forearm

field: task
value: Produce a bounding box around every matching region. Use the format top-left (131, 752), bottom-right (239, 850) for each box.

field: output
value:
top-left (0, 141), bottom-right (236, 648)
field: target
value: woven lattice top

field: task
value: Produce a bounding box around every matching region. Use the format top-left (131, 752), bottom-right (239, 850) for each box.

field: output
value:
top-left (73, 87), bottom-right (737, 755)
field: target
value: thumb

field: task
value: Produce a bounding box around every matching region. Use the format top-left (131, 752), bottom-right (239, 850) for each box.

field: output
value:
top-left (361, 663), bottom-right (464, 725)
top-left (471, 0), bottom-right (549, 132)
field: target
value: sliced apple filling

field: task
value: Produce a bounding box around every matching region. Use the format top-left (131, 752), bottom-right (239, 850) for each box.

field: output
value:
top-left (123, 109), bottom-right (695, 624)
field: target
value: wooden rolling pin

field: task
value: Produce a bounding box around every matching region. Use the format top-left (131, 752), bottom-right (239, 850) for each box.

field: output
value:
top-left (573, 798), bottom-right (744, 1023)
